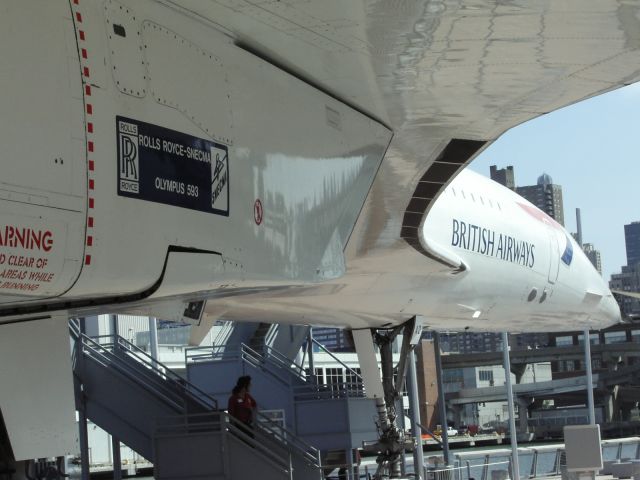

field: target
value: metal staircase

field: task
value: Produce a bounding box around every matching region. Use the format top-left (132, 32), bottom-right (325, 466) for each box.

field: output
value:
top-left (71, 324), bottom-right (322, 479)
top-left (186, 342), bottom-right (379, 452)
top-left (72, 330), bottom-right (218, 460)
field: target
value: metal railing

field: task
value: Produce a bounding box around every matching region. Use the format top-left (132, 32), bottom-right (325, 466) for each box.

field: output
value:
top-left (155, 411), bottom-right (293, 479)
top-left (421, 437), bottom-right (640, 480)
top-left (264, 344), bottom-right (307, 380)
top-left (77, 332), bottom-right (218, 413)
top-left (311, 338), bottom-right (363, 383)
top-left (292, 381), bottom-right (366, 401)
top-left (211, 320), bottom-right (235, 348)
top-left (254, 409), bottom-right (322, 469)
top-left (185, 343), bottom-right (308, 387)
top-left (155, 410), bottom-right (322, 477)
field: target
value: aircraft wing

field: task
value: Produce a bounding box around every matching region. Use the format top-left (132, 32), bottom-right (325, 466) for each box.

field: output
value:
top-left (170, 0), bottom-right (640, 260)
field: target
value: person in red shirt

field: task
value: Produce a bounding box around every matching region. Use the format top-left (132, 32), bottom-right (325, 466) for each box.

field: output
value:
top-left (227, 375), bottom-right (257, 437)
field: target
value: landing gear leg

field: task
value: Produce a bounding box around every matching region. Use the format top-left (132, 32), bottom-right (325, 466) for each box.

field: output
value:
top-left (354, 317), bottom-right (423, 479)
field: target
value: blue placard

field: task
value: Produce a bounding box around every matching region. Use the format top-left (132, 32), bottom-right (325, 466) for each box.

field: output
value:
top-left (116, 116), bottom-right (229, 216)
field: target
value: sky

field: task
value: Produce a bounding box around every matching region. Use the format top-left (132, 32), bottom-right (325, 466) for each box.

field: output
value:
top-left (468, 82), bottom-right (640, 281)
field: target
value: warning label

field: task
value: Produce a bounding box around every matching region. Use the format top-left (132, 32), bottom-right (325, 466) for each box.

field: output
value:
top-left (116, 116), bottom-right (229, 215)
top-left (0, 220), bottom-right (64, 295)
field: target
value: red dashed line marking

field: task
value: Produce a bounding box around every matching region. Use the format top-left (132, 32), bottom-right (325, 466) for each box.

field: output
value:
top-left (73, 0), bottom-right (97, 268)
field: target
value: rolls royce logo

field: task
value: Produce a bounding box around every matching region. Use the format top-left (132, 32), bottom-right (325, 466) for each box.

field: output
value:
top-left (118, 120), bottom-right (140, 194)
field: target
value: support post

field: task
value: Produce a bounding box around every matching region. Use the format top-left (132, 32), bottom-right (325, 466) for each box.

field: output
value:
top-left (433, 332), bottom-right (450, 466)
top-left (78, 400), bottom-right (90, 480)
top-left (308, 330), bottom-right (316, 384)
top-left (149, 317), bottom-right (159, 365)
top-left (584, 329), bottom-right (596, 425)
top-left (111, 436), bottom-right (122, 480)
top-left (502, 332), bottom-right (520, 480)
top-left (110, 314), bottom-right (119, 337)
top-left (78, 318), bottom-right (90, 480)
top-left (408, 349), bottom-right (425, 479)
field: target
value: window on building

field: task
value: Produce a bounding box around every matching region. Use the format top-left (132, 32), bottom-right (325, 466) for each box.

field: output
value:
top-left (478, 370), bottom-right (494, 382)
top-left (578, 333), bottom-right (600, 346)
top-left (326, 367), bottom-right (343, 386)
top-left (555, 336), bottom-right (573, 347)
top-left (443, 369), bottom-right (463, 384)
top-left (346, 368), bottom-right (362, 388)
top-left (604, 331), bottom-right (627, 344)
top-left (314, 368), bottom-right (324, 384)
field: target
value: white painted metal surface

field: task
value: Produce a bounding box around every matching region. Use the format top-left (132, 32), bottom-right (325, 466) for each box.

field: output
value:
top-left (0, 0), bottom-right (622, 333)
top-left (0, 315), bottom-right (77, 460)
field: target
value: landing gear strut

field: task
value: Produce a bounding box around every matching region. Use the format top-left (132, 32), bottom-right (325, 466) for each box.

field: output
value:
top-left (365, 317), bottom-right (423, 479)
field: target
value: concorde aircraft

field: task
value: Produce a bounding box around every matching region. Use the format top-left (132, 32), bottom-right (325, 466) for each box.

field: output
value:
top-left (0, 0), bottom-right (633, 473)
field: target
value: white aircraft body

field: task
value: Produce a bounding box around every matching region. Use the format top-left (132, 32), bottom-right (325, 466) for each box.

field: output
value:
top-left (0, 0), bottom-right (631, 466)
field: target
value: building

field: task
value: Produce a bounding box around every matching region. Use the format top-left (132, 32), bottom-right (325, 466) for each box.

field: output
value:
top-left (583, 243), bottom-right (602, 275)
top-left (516, 173), bottom-right (565, 226)
top-left (311, 327), bottom-right (355, 352)
top-left (437, 331), bottom-right (502, 354)
top-left (610, 264), bottom-right (640, 318)
top-left (489, 165), bottom-right (515, 190)
top-left (625, 222), bottom-right (640, 267)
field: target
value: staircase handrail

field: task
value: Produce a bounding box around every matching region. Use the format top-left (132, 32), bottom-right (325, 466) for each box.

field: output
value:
top-left (114, 334), bottom-right (219, 411)
top-left (211, 320), bottom-right (234, 347)
top-left (240, 344), bottom-right (299, 388)
top-left (79, 334), bottom-right (186, 412)
top-left (84, 333), bottom-right (218, 411)
top-left (185, 344), bottom-right (234, 364)
top-left (156, 412), bottom-right (294, 477)
top-left (69, 319), bottom-right (81, 340)
top-left (291, 381), bottom-right (366, 400)
top-left (311, 338), bottom-right (363, 381)
top-left (263, 344), bottom-right (307, 380)
top-left (254, 409), bottom-right (321, 468)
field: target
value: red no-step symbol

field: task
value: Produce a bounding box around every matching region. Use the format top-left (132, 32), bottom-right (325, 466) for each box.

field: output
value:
top-left (254, 199), bottom-right (263, 225)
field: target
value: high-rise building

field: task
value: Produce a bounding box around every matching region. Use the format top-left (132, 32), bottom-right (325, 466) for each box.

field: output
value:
top-left (582, 243), bottom-right (602, 275)
top-left (624, 222), bottom-right (640, 267)
top-left (516, 173), bottom-right (565, 226)
top-left (610, 264), bottom-right (640, 317)
top-left (489, 165), bottom-right (515, 190)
